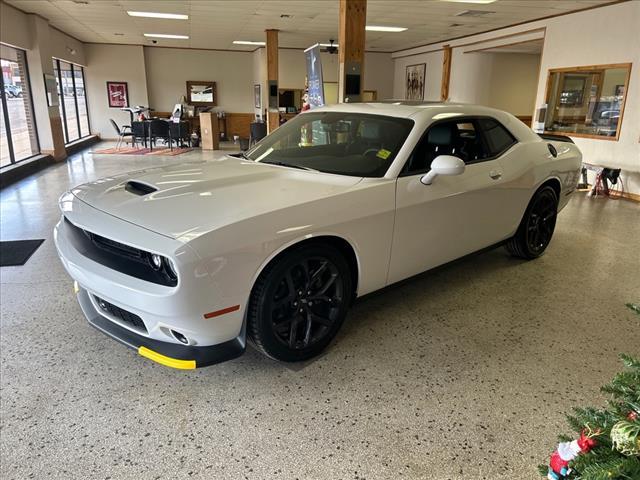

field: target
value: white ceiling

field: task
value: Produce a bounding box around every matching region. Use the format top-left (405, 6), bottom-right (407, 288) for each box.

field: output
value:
top-left (5, 0), bottom-right (613, 52)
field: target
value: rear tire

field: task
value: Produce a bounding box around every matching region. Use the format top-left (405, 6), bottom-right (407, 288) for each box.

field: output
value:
top-left (247, 243), bottom-right (352, 362)
top-left (505, 185), bottom-right (558, 259)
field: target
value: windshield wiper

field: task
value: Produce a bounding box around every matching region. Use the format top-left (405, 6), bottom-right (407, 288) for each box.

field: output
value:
top-left (261, 161), bottom-right (318, 172)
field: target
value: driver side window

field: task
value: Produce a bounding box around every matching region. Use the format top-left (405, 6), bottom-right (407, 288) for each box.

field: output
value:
top-left (404, 118), bottom-right (490, 175)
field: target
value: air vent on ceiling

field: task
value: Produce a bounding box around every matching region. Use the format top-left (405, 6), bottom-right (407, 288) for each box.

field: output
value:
top-left (125, 180), bottom-right (157, 196)
top-left (449, 23), bottom-right (466, 27)
top-left (455, 9), bottom-right (495, 17)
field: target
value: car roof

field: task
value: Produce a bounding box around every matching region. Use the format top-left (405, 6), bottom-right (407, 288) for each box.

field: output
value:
top-left (313, 101), bottom-right (501, 119)
top-left (310, 101), bottom-right (539, 143)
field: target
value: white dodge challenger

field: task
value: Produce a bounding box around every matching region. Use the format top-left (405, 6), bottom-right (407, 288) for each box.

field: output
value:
top-left (54, 102), bottom-right (581, 369)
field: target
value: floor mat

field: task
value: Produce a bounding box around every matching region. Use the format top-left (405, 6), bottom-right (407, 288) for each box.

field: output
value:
top-left (92, 147), bottom-right (192, 156)
top-left (0, 240), bottom-right (45, 267)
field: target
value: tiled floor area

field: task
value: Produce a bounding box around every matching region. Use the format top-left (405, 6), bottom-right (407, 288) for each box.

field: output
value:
top-left (1, 143), bottom-right (639, 479)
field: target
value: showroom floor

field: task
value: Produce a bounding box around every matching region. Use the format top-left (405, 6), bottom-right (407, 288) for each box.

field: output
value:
top-left (1, 145), bottom-right (639, 480)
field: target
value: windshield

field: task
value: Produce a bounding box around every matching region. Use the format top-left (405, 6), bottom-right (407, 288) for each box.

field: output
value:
top-left (245, 111), bottom-right (414, 177)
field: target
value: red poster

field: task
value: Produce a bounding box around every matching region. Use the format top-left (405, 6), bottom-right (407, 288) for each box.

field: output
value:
top-left (107, 81), bottom-right (129, 108)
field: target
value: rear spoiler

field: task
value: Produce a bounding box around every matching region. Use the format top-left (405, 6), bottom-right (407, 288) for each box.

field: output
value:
top-left (538, 133), bottom-right (574, 144)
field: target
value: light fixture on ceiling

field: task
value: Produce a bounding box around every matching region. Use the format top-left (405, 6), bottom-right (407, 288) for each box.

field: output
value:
top-left (319, 42), bottom-right (339, 47)
top-left (128, 11), bottom-right (188, 20)
top-left (143, 33), bottom-right (189, 39)
top-left (365, 25), bottom-right (407, 32)
top-left (441, 0), bottom-right (497, 4)
top-left (233, 40), bottom-right (266, 46)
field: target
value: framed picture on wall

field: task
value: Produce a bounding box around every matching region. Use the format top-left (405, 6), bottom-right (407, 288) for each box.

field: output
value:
top-left (254, 84), bottom-right (261, 109)
top-left (106, 81), bottom-right (129, 108)
top-left (405, 63), bottom-right (426, 101)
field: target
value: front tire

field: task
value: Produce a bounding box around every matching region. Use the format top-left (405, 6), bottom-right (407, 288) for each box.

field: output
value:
top-left (505, 185), bottom-right (558, 259)
top-left (247, 244), bottom-right (352, 362)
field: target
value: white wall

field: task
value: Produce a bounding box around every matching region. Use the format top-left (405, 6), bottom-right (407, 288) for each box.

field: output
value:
top-left (84, 44), bottom-right (149, 139)
top-left (143, 47), bottom-right (254, 114)
top-left (393, 49), bottom-right (443, 101)
top-left (392, 1), bottom-right (640, 193)
top-left (535, 2), bottom-right (640, 192)
top-left (488, 53), bottom-right (540, 116)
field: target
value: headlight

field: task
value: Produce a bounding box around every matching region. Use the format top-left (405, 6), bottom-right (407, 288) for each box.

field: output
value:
top-left (150, 254), bottom-right (162, 270)
top-left (164, 258), bottom-right (177, 281)
top-left (147, 253), bottom-right (177, 282)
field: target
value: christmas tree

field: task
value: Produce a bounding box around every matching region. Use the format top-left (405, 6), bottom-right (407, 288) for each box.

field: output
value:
top-left (539, 348), bottom-right (640, 479)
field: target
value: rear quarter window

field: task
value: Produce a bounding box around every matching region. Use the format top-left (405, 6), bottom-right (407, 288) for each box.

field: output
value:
top-left (478, 118), bottom-right (517, 157)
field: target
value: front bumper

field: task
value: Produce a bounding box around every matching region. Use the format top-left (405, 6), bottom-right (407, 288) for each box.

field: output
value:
top-left (54, 195), bottom-right (250, 368)
top-left (78, 287), bottom-right (244, 368)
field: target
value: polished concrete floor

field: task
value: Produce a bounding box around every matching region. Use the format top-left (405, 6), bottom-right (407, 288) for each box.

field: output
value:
top-left (1, 144), bottom-right (639, 479)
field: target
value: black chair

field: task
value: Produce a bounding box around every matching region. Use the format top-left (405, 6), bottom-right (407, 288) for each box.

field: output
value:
top-left (149, 119), bottom-right (172, 151)
top-left (131, 121), bottom-right (149, 148)
top-left (249, 122), bottom-right (267, 146)
top-left (169, 121), bottom-right (191, 148)
top-left (110, 119), bottom-right (134, 150)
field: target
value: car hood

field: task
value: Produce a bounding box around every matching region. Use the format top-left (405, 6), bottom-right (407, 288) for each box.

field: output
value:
top-left (70, 156), bottom-right (363, 242)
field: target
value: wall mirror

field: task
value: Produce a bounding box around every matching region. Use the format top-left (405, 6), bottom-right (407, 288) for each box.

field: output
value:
top-left (186, 81), bottom-right (216, 106)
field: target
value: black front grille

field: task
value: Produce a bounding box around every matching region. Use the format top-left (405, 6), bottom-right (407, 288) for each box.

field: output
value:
top-left (64, 217), bottom-right (177, 287)
top-left (94, 296), bottom-right (147, 333)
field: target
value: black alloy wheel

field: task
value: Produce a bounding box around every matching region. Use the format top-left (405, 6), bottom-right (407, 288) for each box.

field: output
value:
top-left (506, 185), bottom-right (559, 259)
top-left (248, 244), bottom-right (352, 362)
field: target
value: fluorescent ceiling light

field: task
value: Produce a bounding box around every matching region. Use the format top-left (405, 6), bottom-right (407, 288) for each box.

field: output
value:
top-left (128, 11), bottom-right (188, 20)
top-left (144, 33), bottom-right (189, 39)
top-left (441, 0), bottom-right (497, 3)
top-left (233, 40), bottom-right (266, 46)
top-left (365, 25), bottom-right (407, 32)
top-left (319, 43), bottom-right (339, 47)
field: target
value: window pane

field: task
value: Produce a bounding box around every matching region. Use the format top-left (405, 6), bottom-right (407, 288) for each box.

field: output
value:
top-left (479, 118), bottom-right (515, 156)
top-left (74, 67), bottom-right (89, 137)
top-left (60, 61), bottom-right (79, 142)
top-left (0, 98), bottom-right (10, 167)
top-left (1, 46), bottom-right (39, 164)
top-left (545, 65), bottom-right (629, 138)
top-left (52, 60), bottom-right (66, 142)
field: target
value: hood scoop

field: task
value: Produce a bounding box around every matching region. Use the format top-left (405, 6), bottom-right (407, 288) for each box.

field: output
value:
top-left (125, 180), bottom-right (158, 196)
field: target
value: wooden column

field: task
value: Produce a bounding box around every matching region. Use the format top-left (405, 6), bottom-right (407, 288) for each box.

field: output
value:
top-left (266, 29), bottom-right (279, 133)
top-left (441, 44), bottom-right (452, 101)
top-left (338, 0), bottom-right (366, 103)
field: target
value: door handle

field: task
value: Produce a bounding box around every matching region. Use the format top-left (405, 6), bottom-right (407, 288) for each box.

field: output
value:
top-left (489, 171), bottom-right (502, 180)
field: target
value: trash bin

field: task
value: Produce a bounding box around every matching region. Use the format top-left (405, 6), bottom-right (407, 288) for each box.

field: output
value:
top-left (239, 138), bottom-right (250, 151)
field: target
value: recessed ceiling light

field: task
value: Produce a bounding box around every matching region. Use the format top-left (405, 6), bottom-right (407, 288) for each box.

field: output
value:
top-left (128, 11), bottom-right (188, 20)
top-left (365, 25), bottom-right (407, 32)
top-left (144, 33), bottom-right (189, 39)
top-left (441, 0), bottom-right (497, 4)
top-left (233, 40), bottom-right (266, 46)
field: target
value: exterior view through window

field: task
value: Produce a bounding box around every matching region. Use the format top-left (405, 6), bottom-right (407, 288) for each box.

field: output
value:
top-left (246, 112), bottom-right (414, 177)
top-left (52, 58), bottom-right (90, 144)
top-left (544, 63), bottom-right (631, 140)
top-left (1, 43), bottom-right (39, 168)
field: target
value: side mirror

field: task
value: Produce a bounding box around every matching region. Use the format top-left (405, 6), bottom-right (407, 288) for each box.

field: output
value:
top-left (420, 155), bottom-right (466, 185)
